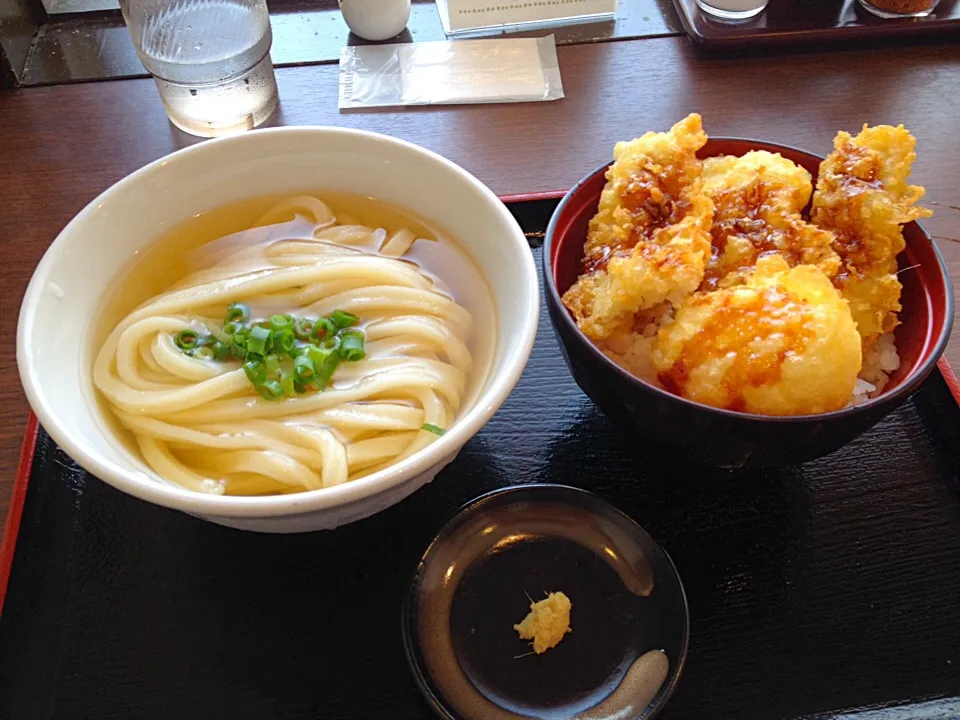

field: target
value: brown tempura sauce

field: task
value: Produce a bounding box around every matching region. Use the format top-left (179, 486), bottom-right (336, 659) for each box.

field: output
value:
top-left (814, 141), bottom-right (888, 286)
top-left (701, 180), bottom-right (813, 291)
top-left (658, 287), bottom-right (817, 411)
top-left (583, 162), bottom-right (692, 275)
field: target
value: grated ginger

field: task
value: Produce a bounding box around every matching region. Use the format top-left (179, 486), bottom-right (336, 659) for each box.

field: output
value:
top-left (513, 591), bottom-right (572, 654)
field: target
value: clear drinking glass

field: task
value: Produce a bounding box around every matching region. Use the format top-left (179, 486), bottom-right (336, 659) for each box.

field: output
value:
top-left (120, 0), bottom-right (279, 137)
top-left (695, 0), bottom-right (768, 21)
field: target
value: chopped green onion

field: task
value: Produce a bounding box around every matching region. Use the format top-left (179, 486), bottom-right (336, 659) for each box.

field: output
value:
top-left (211, 325), bottom-right (231, 344)
top-left (330, 309), bottom-right (359, 329)
top-left (273, 328), bottom-right (296, 356)
top-left (306, 345), bottom-right (331, 369)
top-left (251, 323), bottom-right (275, 352)
top-left (264, 354), bottom-right (280, 377)
top-left (293, 317), bottom-right (315, 341)
top-left (294, 354), bottom-right (316, 384)
top-left (225, 302), bottom-right (250, 324)
top-left (230, 327), bottom-right (250, 359)
top-left (258, 380), bottom-right (284, 400)
top-left (280, 370), bottom-right (296, 397)
top-left (270, 314), bottom-right (294, 332)
top-left (315, 318), bottom-right (338, 341)
top-left (421, 424), bottom-right (446, 436)
top-left (314, 349), bottom-right (341, 388)
top-left (321, 335), bottom-right (340, 351)
top-left (212, 342), bottom-right (232, 362)
top-left (181, 302), bottom-right (373, 396)
top-left (288, 341), bottom-right (308, 358)
top-left (243, 358), bottom-right (267, 386)
top-left (338, 330), bottom-right (366, 362)
top-left (175, 329), bottom-right (200, 350)
top-left (247, 326), bottom-right (272, 356)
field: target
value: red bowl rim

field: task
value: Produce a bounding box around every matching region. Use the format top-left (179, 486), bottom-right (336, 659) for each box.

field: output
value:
top-left (543, 137), bottom-right (956, 424)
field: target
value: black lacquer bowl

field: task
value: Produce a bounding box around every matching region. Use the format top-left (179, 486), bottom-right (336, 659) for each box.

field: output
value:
top-left (543, 138), bottom-right (955, 467)
top-left (403, 485), bottom-right (689, 720)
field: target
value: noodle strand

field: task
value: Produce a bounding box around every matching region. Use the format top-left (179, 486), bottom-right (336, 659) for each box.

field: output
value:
top-left (95, 196), bottom-right (474, 496)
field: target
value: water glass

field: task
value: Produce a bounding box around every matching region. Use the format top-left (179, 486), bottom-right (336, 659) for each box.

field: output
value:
top-left (120, 0), bottom-right (279, 137)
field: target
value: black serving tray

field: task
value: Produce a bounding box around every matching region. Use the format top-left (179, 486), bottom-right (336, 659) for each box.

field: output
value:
top-left (2, 195), bottom-right (959, 720)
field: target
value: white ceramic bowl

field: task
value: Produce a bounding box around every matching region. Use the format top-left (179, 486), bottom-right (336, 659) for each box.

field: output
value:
top-left (17, 127), bottom-right (539, 533)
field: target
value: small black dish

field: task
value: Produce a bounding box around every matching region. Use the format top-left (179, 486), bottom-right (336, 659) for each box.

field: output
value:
top-left (402, 485), bottom-right (689, 720)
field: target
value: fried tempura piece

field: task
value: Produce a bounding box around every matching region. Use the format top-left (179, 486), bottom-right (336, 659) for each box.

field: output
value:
top-left (701, 151), bottom-right (839, 290)
top-left (811, 124), bottom-right (931, 352)
top-left (562, 114), bottom-right (714, 340)
top-left (652, 255), bottom-right (861, 415)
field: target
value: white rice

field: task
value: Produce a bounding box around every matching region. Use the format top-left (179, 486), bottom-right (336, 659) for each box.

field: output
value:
top-left (597, 302), bottom-right (673, 389)
top-left (849, 378), bottom-right (877, 407)
top-left (855, 331), bottom-right (901, 401)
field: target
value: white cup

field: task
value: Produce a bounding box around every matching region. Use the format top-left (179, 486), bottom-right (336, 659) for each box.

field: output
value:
top-left (339, 0), bottom-right (411, 41)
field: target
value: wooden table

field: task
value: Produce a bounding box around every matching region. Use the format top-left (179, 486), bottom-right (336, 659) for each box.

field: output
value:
top-left (1, 36), bottom-right (958, 533)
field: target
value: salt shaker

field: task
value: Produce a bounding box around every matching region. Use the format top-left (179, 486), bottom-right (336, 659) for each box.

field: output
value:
top-left (339, 0), bottom-right (411, 41)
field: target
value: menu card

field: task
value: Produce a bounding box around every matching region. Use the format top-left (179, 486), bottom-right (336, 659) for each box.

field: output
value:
top-left (436, 0), bottom-right (617, 34)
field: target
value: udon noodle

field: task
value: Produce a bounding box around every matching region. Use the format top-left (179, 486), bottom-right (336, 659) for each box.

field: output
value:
top-left (93, 195), bottom-right (480, 496)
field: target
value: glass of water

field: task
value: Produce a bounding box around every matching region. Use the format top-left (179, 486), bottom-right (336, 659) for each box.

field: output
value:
top-left (120, 0), bottom-right (279, 137)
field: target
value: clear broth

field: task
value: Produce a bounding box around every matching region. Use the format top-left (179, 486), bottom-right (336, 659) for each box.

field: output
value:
top-left (91, 192), bottom-right (498, 470)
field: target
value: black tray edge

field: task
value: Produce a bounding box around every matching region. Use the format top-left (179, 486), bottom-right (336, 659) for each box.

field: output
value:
top-left (670, 0), bottom-right (960, 51)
